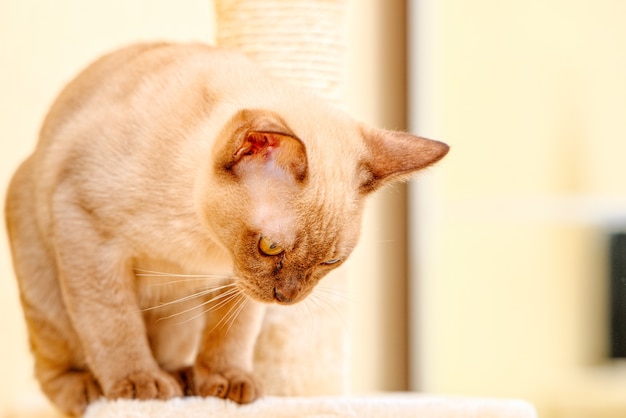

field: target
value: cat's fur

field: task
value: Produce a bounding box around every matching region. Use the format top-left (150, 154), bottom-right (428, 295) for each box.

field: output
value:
top-left (5, 43), bottom-right (448, 416)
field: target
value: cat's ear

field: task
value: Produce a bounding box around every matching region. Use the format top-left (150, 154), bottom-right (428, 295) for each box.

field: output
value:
top-left (232, 131), bottom-right (308, 182)
top-left (216, 110), bottom-right (308, 183)
top-left (359, 128), bottom-right (449, 193)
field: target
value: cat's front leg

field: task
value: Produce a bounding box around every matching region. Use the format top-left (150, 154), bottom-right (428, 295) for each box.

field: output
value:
top-left (191, 296), bottom-right (266, 403)
top-left (52, 203), bottom-right (183, 405)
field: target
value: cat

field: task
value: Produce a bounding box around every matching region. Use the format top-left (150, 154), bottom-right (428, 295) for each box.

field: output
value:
top-left (5, 42), bottom-right (448, 416)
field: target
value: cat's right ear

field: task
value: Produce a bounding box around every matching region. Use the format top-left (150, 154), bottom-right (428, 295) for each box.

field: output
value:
top-left (231, 131), bottom-right (308, 182)
top-left (215, 110), bottom-right (308, 183)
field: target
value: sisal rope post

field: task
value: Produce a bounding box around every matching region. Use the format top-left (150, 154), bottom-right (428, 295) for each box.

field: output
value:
top-left (215, 0), bottom-right (347, 105)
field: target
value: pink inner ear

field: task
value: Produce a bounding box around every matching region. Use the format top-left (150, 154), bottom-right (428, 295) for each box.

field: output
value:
top-left (231, 131), bottom-right (308, 182)
top-left (234, 132), bottom-right (279, 159)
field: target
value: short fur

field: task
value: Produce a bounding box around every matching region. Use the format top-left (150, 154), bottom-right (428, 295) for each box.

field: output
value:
top-left (5, 43), bottom-right (448, 416)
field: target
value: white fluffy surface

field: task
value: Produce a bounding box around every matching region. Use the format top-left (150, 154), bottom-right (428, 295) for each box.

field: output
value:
top-left (84, 395), bottom-right (537, 418)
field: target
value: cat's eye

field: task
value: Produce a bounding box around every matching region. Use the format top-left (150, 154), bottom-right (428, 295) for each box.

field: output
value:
top-left (322, 258), bottom-right (341, 265)
top-left (258, 236), bottom-right (284, 256)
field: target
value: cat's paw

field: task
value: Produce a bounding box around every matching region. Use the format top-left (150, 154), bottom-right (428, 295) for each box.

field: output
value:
top-left (43, 370), bottom-right (102, 416)
top-left (106, 370), bottom-right (183, 400)
top-left (191, 365), bottom-right (261, 404)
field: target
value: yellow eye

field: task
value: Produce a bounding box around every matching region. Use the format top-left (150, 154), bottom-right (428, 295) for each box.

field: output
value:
top-left (258, 236), bottom-right (284, 256)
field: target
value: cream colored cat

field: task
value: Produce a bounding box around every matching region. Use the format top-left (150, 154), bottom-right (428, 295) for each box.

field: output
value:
top-left (5, 43), bottom-right (448, 416)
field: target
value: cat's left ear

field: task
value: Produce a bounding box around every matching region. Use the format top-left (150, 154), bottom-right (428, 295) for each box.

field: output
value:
top-left (359, 128), bottom-right (449, 193)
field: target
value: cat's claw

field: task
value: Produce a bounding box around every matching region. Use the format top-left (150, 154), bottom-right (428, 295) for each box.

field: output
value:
top-left (106, 370), bottom-right (183, 400)
top-left (192, 366), bottom-right (260, 404)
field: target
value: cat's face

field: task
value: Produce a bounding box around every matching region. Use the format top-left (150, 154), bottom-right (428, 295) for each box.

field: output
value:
top-left (201, 108), bottom-right (447, 305)
top-left (226, 195), bottom-right (363, 305)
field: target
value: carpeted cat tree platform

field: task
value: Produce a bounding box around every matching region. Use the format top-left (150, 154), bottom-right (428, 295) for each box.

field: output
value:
top-left (83, 1), bottom-right (536, 417)
top-left (85, 395), bottom-right (536, 418)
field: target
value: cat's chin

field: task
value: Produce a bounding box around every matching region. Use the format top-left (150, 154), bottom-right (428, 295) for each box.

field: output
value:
top-left (240, 288), bottom-right (308, 306)
top-left (271, 298), bottom-right (301, 306)
top-left (246, 293), bottom-right (304, 306)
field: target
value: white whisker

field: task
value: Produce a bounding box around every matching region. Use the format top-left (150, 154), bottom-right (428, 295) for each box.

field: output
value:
top-left (307, 292), bottom-right (349, 330)
top-left (134, 268), bottom-right (234, 280)
top-left (298, 295), bottom-right (317, 330)
top-left (224, 297), bottom-right (249, 335)
top-left (142, 282), bottom-right (238, 312)
top-left (205, 288), bottom-right (242, 312)
top-left (138, 278), bottom-right (231, 287)
top-left (314, 286), bottom-right (353, 304)
top-left (207, 293), bottom-right (246, 333)
top-left (155, 287), bottom-right (241, 324)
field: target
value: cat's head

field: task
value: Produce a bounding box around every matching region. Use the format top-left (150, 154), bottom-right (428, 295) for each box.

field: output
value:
top-left (201, 108), bottom-right (448, 305)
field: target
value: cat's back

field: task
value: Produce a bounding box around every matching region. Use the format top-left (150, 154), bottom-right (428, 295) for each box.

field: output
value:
top-left (39, 43), bottom-right (241, 148)
top-left (7, 43), bottom-right (260, 239)
top-left (23, 43), bottom-right (256, 199)
top-left (28, 42), bottom-right (333, 181)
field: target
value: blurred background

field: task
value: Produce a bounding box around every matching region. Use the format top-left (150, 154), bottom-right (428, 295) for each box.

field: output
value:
top-left (411, 2), bottom-right (626, 417)
top-left (2, 1), bottom-right (626, 417)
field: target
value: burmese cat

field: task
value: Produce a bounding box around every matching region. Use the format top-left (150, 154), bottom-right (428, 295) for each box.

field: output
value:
top-left (5, 43), bottom-right (448, 416)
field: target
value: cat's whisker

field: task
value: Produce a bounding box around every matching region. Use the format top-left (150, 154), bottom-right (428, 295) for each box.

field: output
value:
top-left (154, 286), bottom-right (241, 323)
top-left (138, 278), bottom-right (232, 287)
top-left (166, 295), bottom-right (237, 327)
top-left (207, 293), bottom-right (246, 334)
top-left (306, 292), bottom-right (349, 330)
top-left (313, 286), bottom-right (354, 304)
top-left (134, 268), bottom-right (234, 281)
top-left (141, 288), bottom-right (213, 312)
top-left (229, 297), bottom-right (249, 330)
top-left (297, 295), bottom-right (318, 331)
top-left (222, 296), bottom-right (249, 335)
top-left (142, 283), bottom-right (239, 312)
top-left (201, 286), bottom-right (242, 308)
top-left (200, 292), bottom-right (242, 322)
top-left (216, 294), bottom-right (244, 327)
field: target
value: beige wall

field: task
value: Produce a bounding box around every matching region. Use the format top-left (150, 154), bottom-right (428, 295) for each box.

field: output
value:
top-left (415, 0), bottom-right (626, 416)
top-left (0, 0), bottom-right (409, 414)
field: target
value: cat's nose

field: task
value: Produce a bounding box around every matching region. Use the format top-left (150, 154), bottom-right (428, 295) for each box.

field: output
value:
top-left (273, 286), bottom-right (298, 304)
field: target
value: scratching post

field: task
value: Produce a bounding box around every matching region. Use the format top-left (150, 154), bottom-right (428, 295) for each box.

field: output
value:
top-left (214, 0), bottom-right (351, 396)
top-left (215, 0), bottom-right (347, 105)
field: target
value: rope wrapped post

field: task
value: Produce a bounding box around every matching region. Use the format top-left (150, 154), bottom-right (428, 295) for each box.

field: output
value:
top-left (214, 0), bottom-right (350, 396)
top-left (215, 0), bottom-right (347, 105)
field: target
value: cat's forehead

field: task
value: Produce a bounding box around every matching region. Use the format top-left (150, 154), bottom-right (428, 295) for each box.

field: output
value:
top-left (252, 201), bottom-right (297, 246)
top-left (251, 185), bottom-right (360, 249)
